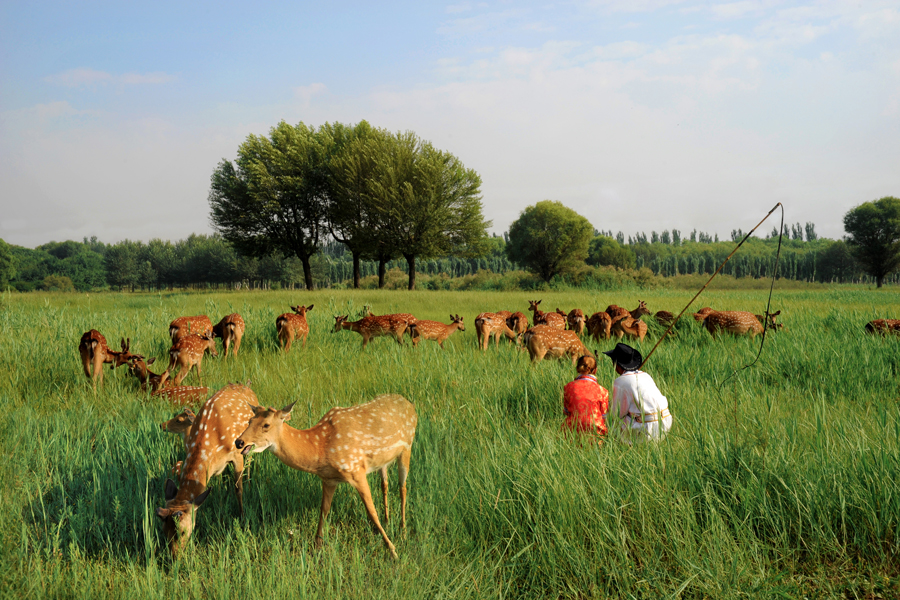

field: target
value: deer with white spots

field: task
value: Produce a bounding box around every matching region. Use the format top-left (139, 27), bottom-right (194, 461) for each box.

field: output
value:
top-left (695, 310), bottom-right (765, 338)
top-left (408, 315), bottom-right (465, 348)
top-left (234, 393), bottom-right (417, 560)
top-left (333, 314), bottom-right (413, 348)
top-left (864, 319), bottom-right (900, 335)
top-left (610, 316), bottom-right (649, 342)
top-left (528, 300), bottom-right (566, 329)
top-left (586, 312), bottom-right (613, 342)
top-left (160, 407), bottom-right (197, 476)
top-left (276, 305), bottom-right (313, 351)
top-left (474, 312), bottom-right (516, 350)
top-left (522, 324), bottom-right (591, 363)
top-left (505, 311), bottom-right (529, 343)
top-left (78, 331), bottom-right (136, 388)
top-left (127, 356), bottom-right (170, 392)
top-left (168, 333), bottom-right (219, 385)
top-left (169, 315), bottom-right (213, 344)
top-left (213, 313), bottom-right (245, 357)
top-left (156, 382), bottom-right (259, 557)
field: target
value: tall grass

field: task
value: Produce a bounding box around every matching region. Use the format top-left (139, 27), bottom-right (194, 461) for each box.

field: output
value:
top-left (1, 287), bottom-right (898, 598)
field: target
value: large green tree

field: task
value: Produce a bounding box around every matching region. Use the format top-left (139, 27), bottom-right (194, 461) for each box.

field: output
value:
top-left (843, 196), bottom-right (900, 288)
top-left (209, 121), bottom-right (331, 290)
top-left (587, 235), bottom-right (636, 270)
top-left (506, 200), bottom-right (593, 282)
top-left (0, 238), bottom-right (15, 290)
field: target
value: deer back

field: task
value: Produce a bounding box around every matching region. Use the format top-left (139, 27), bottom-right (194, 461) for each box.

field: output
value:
top-left (701, 311), bottom-right (763, 336)
top-left (566, 309), bottom-right (586, 334)
top-left (587, 312), bottom-right (612, 341)
top-left (606, 305), bottom-right (629, 321)
top-left (153, 386), bottom-right (209, 406)
top-left (170, 316), bottom-right (213, 343)
top-left (525, 325), bottom-right (589, 361)
top-left (864, 319), bottom-right (900, 335)
top-left (610, 317), bottom-right (648, 341)
top-left (214, 313), bottom-right (245, 338)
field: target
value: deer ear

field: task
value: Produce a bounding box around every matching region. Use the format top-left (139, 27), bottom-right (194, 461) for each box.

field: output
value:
top-left (280, 402), bottom-right (296, 417)
top-left (185, 408), bottom-right (196, 419)
top-left (193, 488), bottom-right (211, 507)
top-left (164, 478), bottom-right (178, 501)
top-left (147, 357), bottom-right (156, 366)
top-left (156, 507), bottom-right (172, 520)
top-left (307, 304), bottom-right (314, 311)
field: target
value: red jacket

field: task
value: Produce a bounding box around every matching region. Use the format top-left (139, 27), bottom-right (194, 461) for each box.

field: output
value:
top-left (563, 374), bottom-right (609, 436)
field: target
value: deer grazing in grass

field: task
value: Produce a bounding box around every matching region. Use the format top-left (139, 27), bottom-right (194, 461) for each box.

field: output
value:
top-left (168, 333), bottom-right (218, 385)
top-left (78, 331), bottom-right (136, 388)
top-left (474, 312), bottom-right (517, 350)
top-left (128, 356), bottom-right (208, 404)
top-left (864, 319), bottom-right (900, 335)
top-left (277, 305), bottom-right (314, 352)
top-left (408, 315), bottom-right (465, 349)
top-left (654, 311), bottom-right (675, 327)
top-left (694, 310), bottom-right (765, 338)
top-left (213, 313), bottom-right (245, 357)
top-left (169, 315), bottom-right (213, 344)
top-left (234, 393), bottom-right (417, 560)
top-left (333, 314), bottom-right (412, 348)
top-left (128, 356), bottom-right (170, 392)
top-left (156, 382), bottom-right (259, 557)
top-left (562, 308), bottom-right (586, 335)
top-left (586, 312), bottom-right (613, 342)
top-left (522, 325), bottom-right (591, 363)
top-left (610, 317), bottom-right (649, 342)
top-left (505, 312), bottom-right (530, 344)
top-left (528, 300), bottom-right (566, 329)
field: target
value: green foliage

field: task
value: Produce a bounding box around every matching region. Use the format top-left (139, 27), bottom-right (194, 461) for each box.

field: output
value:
top-left (506, 200), bottom-right (593, 282)
top-left (0, 238), bottom-right (15, 289)
top-left (40, 273), bottom-right (74, 291)
top-left (843, 196), bottom-right (900, 287)
top-left (587, 235), bottom-right (636, 270)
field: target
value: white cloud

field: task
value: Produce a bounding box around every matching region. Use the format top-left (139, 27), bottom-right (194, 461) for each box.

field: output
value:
top-left (43, 68), bottom-right (176, 88)
top-left (293, 83), bottom-right (328, 107)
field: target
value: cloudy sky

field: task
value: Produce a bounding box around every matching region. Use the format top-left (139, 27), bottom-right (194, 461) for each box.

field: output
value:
top-left (1, 1), bottom-right (898, 248)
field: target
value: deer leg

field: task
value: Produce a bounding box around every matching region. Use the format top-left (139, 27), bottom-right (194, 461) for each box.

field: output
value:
top-left (398, 447), bottom-right (411, 529)
top-left (316, 479), bottom-right (339, 548)
top-left (380, 466), bottom-right (390, 524)
top-left (348, 471), bottom-right (397, 559)
top-left (233, 334), bottom-right (242, 356)
top-left (232, 456), bottom-right (245, 517)
top-left (94, 354), bottom-right (104, 387)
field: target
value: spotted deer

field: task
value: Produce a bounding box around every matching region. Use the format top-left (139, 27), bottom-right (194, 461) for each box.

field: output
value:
top-left (475, 312), bottom-right (517, 350)
top-left (156, 382), bottom-right (259, 557)
top-left (234, 393), bottom-right (417, 560)
top-left (528, 300), bottom-right (566, 329)
top-left (865, 319), bottom-right (900, 335)
top-left (755, 310), bottom-right (783, 331)
top-left (695, 310), bottom-right (765, 338)
top-left (522, 325), bottom-right (591, 363)
top-left (333, 314), bottom-right (411, 348)
top-left (277, 305), bottom-right (314, 351)
top-left (153, 385), bottom-right (210, 406)
top-left (169, 315), bottom-right (213, 344)
top-left (168, 333), bottom-right (218, 385)
top-left (586, 312), bottom-right (613, 342)
top-left (213, 313), bottom-right (245, 357)
top-left (606, 305), bottom-right (630, 321)
top-left (160, 407), bottom-right (197, 476)
top-left (128, 356), bottom-right (170, 392)
top-left (78, 331), bottom-right (136, 388)
top-left (563, 309), bottom-right (586, 335)
top-left (610, 316), bottom-right (649, 342)
top-left (408, 315), bottom-right (465, 349)
top-left (505, 312), bottom-right (530, 343)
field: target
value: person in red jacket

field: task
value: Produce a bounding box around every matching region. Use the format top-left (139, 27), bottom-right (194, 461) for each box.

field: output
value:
top-left (562, 355), bottom-right (609, 440)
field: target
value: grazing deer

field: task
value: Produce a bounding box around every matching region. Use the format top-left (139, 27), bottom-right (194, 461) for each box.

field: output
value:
top-left (168, 333), bottom-right (218, 385)
top-left (522, 325), bottom-right (591, 363)
top-left (474, 312), bottom-right (517, 350)
top-left (528, 300), bottom-right (566, 329)
top-left (78, 331), bottom-right (135, 388)
top-left (277, 305), bottom-right (314, 352)
top-left (654, 311), bottom-right (675, 326)
top-left (606, 305), bottom-right (630, 321)
top-left (213, 313), bottom-right (245, 357)
top-left (505, 312), bottom-right (530, 343)
top-left (695, 310), bottom-right (765, 338)
top-left (161, 408), bottom-right (196, 442)
top-left (408, 315), bottom-right (465, 349)
top-left (755, 310), bottom-right (783, 331)
top-left (234, 393), bottom-right (417, 560)
top-left (156, 382), bottom-right (259, 557)
top-left (333, 314), bottom-right (411, 348)
top-left (610, 317), bottom-right (649, 342)
top-left (864, 319), bottom-right (900, 335)
top-left (563, 309), bottom-right (586, 335)
top-left (128, 356), bottom-right (170, 392)
top-left (692, 307), bottom-right (715, 320)
top-left (169, 315), bottom-right (213, 344)
top-left (586, 312), bottom-right (612, 342)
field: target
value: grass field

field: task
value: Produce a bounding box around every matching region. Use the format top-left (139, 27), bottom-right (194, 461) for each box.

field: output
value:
top-left (1, 287), bottom-right (899, 599)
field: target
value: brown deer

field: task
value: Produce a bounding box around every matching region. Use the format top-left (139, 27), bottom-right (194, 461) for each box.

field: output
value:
top-left (505, 312), bottom-right (530, 343)
top-left (408, 315), bottom-right (465, 349)
top-left (152, 386), bottom-right (209, 407)
top-left (333, 314), bottom-right (411, 348)
top-left (128, 356), bottom-right (170, 392)
top-left (610, 317), bottom-right (649, 342)
top-left (78, 331), bottom-right (135, 388)
top-left (865, 319), bottom-right (900, 335)
top-left (695, 310), bottom-right (765, 338)
top-left (528, 300), bottom-right (565, 329)
top-left (213, 313), bottom-right (245, 357)
top-left (586, 312), bottom-right (612, 342)
top-left (522, 325), bottom-right (591, 363)
top-left (474, 312), bottom-right (517, 350)
top-left (563, 308), bottom-right (586, 335)
top-left (606, 305), bottom-right (630, 321)
top-left (755, 310), bottom-right (783, 331)
top-left (156, 382), bottom-right (259, 557)
top-left (168, 333), bottom-right (218, 385)
top-left (169, 315), bottom-right (213, 344)
top-left (277, 305), bottom-right (314, 351)
top-left (234, 393), bottom-right (417, 560)
top-left (654, 311), bottom-right (675, 326)
top-left (160, 407), bottom-right (197, 476)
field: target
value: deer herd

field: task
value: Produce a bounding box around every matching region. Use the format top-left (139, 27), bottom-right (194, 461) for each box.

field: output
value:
top-left (75, 297), bottom-right (897, 560)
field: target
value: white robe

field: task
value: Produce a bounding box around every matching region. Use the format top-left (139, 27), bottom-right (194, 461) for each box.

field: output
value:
top-left (612, 370), bottom-right (673, 443)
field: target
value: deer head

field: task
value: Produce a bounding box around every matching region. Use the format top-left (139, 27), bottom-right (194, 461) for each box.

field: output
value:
top-left (235, 403), bottom-right (296, 455)
top-left (156, 478), bottom-right (211, 557)
top-left (333, 315), bottom-right (349, 332)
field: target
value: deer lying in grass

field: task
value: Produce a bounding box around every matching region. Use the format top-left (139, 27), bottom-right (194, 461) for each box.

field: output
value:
top-left (522, 325), bottom-right (591, 363)
top-left (865, 319), bottom-right (900, 335)
top-left (333, 314), bottom-right (411, 348)
top-left (213, 313), bottom-right (245, 357)
top-left (529, 300), bottom-right (566, 329)
top-left (169, 315), bottom-right (213, 344)
top-left (694, 310), bottom-right (765, 338)
top-left (586, 312), bottom-right (612, 342)
top-left (168, 333), bottom-right (218, 385)
top-left (408, 315), bottom-right (465, 348)
top-left (156, 382), bottom-right (258, 557)
top-left (78, 331), bottom-right (136, 388)
top-left (277, 305), bottom-right (314, 352)
top-left (475, 312), bottom-right (516, 350)
top-left (234, 393), bottom-right (417, 560)
top-left (654, 311), bottom-right (675, 326)
top-left (128, 356), bottom-right (208, 404)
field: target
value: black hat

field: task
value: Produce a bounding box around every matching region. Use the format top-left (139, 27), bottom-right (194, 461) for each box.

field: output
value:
top-left (603, 343), bottom-right (642, 371)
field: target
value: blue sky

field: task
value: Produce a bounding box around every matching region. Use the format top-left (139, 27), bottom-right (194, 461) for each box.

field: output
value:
top-left (2, 0), bottom-right (899, 247)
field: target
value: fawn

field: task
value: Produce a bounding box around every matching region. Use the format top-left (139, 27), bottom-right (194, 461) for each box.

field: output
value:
top-left (333, 314), bottom-right (412, 348)
top-left (276, 305), bottom-right (313, 351)
top-left (78, 331), bottom-right (136, 388)
top-left (169, 315), bottom-right (213, 344)
top-left (213, 313), bottom-right (245, 357)
top-left (408, 315), bottom-right (465, 348)
top-left (168, 333), bottom-right (218, 385)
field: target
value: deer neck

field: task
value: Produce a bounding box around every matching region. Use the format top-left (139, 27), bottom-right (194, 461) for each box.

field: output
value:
top-left (269, 423), bottom-right (327, 474)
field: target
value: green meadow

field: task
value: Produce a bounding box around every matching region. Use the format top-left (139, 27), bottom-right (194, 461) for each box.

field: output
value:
top-left (1, 287), bottom-right (898, 599)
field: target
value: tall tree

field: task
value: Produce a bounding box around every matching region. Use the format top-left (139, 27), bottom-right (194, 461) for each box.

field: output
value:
top-left (0, 238), bottom-right (15, 290)
top-left (505, 201), bottom-right (593, 282)
top-left (843, 197), bottom-right (900, 288)
top-left (209, 121), bottom-right (330, 290)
